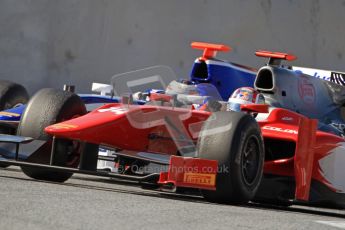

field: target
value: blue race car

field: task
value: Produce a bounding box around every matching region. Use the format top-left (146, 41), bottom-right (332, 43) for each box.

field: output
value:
top-left (0, 82), bottom-right (122, 135)
top-left (0, 41), bottom-right (257, 134)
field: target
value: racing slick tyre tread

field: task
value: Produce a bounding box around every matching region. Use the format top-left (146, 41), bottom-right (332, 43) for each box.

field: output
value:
top-left (17, 88), bottom-right (87, 182)
top-left (0, 80), bottom-right (29, 168)
top-left (196, 111), bottom-right (264, 204)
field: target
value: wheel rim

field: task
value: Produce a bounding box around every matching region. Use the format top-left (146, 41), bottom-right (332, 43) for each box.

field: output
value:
top-left (241, 135), bottom-right (260, 186)
top-left (58, 114), bottom-right (83, 167)
top-left (64, 140), bottom-right (82, 167)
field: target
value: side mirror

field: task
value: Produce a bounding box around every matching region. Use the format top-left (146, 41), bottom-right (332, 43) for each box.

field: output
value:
top-left (240, 104), bottom-right (269, 113)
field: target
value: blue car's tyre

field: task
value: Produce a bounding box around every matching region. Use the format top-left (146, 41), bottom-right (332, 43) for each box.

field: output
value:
top-left (17, 88), bottom-right (87, 182)
top-left (0, 80), bottom-right (29, 168)
top-left (196, 111), bottom-right (264, 204)
top-left (0, 80), bottom-right (29, 111)
top-left (0, 80), bottom-right (29, 135)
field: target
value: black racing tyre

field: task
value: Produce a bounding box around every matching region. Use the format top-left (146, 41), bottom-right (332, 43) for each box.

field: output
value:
top-left (0, 80), bottom-right (29, 168)
top-left (17, 88), bottom-right (87, 182)
top-left (0, 80), bottom-right (29, 111)
top-left (196, 111), bottom-right (264, 204)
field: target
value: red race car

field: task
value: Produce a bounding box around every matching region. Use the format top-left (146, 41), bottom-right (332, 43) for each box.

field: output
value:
top-left (0, 51), bottom-right (344, 208)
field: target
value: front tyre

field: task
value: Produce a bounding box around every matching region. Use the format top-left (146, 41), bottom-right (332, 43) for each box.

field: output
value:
top-left (197, 111), bottom-right (264, 204)
top-left (17, 88), bottom-right (86, 182)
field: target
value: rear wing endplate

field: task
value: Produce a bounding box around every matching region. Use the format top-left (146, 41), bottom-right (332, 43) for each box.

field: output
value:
top-left (255, 50), bottom-right (297, 66)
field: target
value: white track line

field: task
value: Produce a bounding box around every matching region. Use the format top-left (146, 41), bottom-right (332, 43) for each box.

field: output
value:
top-left (316, 221), bottom-right (345, 229)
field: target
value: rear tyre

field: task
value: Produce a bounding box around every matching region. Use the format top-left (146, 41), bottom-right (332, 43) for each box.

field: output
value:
top-left (196, 111), bottom-right (264, 204)
top-left (0, 80), bottom-right (29, 168)
top-left (0, 80), bottom-right (29, 111)
top-left (17, 88), bottom-right (86, 182)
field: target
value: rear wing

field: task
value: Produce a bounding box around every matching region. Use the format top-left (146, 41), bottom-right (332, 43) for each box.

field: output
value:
top-left (191, 41), bottom-right (231, 60)
top-left (255, 50), bottom-right (297, 66)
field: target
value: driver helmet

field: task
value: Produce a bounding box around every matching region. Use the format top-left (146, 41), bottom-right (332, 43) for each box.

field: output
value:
top-left (165, 79), bottom-right (199, 95)
top-left (227, 87), bottom-right (265, 112)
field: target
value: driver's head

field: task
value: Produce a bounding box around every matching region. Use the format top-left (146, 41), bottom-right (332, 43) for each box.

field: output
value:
top-left (165, 80), bottom-right (198, 95)
top-left (227, 87), bottom-right (265, 112)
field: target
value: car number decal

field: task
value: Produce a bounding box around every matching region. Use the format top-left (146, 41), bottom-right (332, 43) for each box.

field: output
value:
top-left (98, 107), bottom-right (128, 115)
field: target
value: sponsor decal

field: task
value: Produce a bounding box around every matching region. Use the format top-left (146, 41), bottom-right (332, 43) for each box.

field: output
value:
top-left (330, 122), bottom-right (345, 137)
top-left (262, 126), bottom-right (298, 134)
top-left (292, 66), bottom-right (331, 81)
top-left (0, 112), bottom-right (20, 117)
top-left (330, 71), bottom-right (345, 86)
top-left (281, 116), bottom-right (293, 121)
top-left (98, 107), bottom-right (128, 115)
top-left (293, 66), bottom-right (345, 85)
top-left (298, 77), bottom-right (316, 105)
top-left (183, 172), bottom-right (216, 186)
top-left (238, 91), bottom-right (250, 101)
top-left (50, 123), bottom-right (78, 129)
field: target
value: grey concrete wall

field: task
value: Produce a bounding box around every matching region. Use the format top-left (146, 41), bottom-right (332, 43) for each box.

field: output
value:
top-left (1, 0), bottom-right (345, 94)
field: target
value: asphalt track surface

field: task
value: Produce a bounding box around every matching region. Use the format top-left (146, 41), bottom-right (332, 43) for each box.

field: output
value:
top-left (1, 166), bottom-right (345, 230)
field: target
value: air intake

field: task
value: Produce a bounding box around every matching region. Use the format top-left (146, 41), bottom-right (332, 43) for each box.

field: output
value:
top-left (255, 67), bottom-right (275, 92)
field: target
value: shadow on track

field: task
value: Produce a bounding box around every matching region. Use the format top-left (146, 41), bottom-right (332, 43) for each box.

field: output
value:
top-left (245, 202), bottom-right (345, 219)
top-left (1, 167), bottom-right (344, 219)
